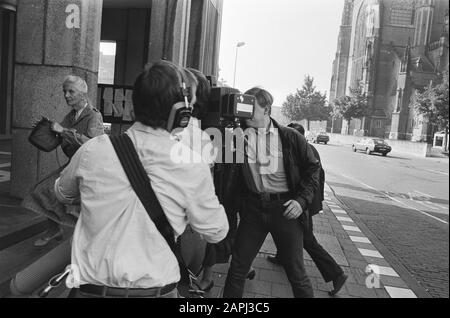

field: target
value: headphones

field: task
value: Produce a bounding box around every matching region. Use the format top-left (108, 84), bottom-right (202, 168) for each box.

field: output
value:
top-left (166, 72), bottom-right (193, 132)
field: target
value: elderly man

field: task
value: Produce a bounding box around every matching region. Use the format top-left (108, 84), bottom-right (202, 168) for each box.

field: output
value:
top-left (223, 87), bottom-right (320, 298)
top-left (54, 61), bottom-right (229, 298)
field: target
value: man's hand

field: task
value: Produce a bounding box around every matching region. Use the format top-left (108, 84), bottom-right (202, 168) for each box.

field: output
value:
top-left (51, 122), bottom-right (65, 134)
top-left (283, 200), bottom-right (303, 220)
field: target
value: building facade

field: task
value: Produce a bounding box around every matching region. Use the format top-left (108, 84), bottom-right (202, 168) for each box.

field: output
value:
top-left (329, 0), bottom-right (449, 140)
top-left (0, 0), bottom-right (223, 198)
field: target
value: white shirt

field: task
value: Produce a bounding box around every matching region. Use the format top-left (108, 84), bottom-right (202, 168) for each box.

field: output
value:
top-left (244, 121), bottom-right (289, 193)
top-left (54, 122), bottom-right (228, 288)
top-left (74, 103), bottom-right (87, 121)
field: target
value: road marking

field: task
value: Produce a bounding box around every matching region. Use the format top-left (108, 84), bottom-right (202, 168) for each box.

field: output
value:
top-left (413, 190), bottom-right (448, 211)
top-left (358, 248), bottom-right (383, 258)
top-left (342, 225), bottom-right (361, 232)
top-left (413, 190), bottom-right (433, 197)
top-left (350, 236), bottom-right (371, 243)
top-left (384, 286), bottom-right (417, 298)
top-left (424, 169), bottom-right (449, 176)
top-left (331, 209), bottom-right (347, 214)
top-left (340, 173), bottom-right (449, 225)
top-left (0, 151), bottom-right (11, 155)
top-left (0, 163), bottom-right (11, 168)
top-left (367, 264), bottom-right (399, 277)
top-left (412, 198), bottom-right (440, 210)
top-left (336, 216), bottom-right (354, 223)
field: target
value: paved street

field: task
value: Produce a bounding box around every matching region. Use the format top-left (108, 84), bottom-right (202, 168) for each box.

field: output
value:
top-left (313, 141), bottom-right (449, 298)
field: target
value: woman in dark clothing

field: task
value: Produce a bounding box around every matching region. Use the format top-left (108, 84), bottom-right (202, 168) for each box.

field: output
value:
top-left (22, 75), bottom-right (104, 247)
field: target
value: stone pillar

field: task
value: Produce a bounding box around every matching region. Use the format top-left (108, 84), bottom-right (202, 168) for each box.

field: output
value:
top-left (147, 0), bottom-right (178, 64)
top-left (10, 0), bottom-right (103, 198)
top-left (389, 112), bottom-right (401, 140)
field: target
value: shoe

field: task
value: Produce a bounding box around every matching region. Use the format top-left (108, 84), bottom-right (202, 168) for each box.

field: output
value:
top-left (246, 268), bottom-right (256, 280)
top-left (267, 255), bottom-right (281, 265)
top-left (194, 280), bottom-right (214, 292)
top-left (34, 231), bottom-right (63, 247)
top-left (329, 273), bottom-right (348, 296)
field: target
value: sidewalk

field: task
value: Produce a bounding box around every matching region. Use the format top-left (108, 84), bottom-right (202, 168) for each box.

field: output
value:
top-left (0, 185), bottom-right (419, 298)
top-left (204, 184), bottom-right (418, 298)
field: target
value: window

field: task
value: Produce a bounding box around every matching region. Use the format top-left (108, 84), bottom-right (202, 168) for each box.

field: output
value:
top-left (390, 1), bottom-right (414, 26)
top-left (98, 41), bottom-right (116, 85)
top-left (375, 120), bottom-right (382, 129)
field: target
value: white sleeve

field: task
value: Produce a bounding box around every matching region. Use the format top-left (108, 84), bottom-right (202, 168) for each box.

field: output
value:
top-left (183, 163), bottom-right (229, 243)
top-left (54, 144), bottom-right (87, 205)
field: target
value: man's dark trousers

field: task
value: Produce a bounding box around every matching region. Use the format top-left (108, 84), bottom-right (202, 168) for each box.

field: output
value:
top-left (303, 212), bottom-right (343, 282)
top-left (223, 196), bottom-right (314, 298)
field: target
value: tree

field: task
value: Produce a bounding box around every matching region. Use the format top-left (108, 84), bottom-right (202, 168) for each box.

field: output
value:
top-left (412, 70), bottom-right (449, 151)
top-left (281, 75), bottom-right (330, 130)
top-left (331, 85), bottom-right (369, 134)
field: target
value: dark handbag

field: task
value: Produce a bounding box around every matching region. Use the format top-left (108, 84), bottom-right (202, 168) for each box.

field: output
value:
top-left (109, 134), bottom-right (206, 296)
top-left (28, 117), bottom-right (62, 152)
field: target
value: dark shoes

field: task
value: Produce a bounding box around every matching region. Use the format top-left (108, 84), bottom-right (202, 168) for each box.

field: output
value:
top-left (267, 255), bottom-right (281, 265)
top-left (329, 273), bottom-right (348, 296)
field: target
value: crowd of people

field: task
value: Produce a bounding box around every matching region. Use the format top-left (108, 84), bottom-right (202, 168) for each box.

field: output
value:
top-left (21, 60), bottom-right (348, 298)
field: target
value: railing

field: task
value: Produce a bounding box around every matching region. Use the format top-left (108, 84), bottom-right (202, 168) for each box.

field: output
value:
top-left (97, 84), bottom-right (134, 124)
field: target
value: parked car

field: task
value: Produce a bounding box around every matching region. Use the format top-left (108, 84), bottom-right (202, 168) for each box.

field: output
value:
top-left (306, 131), bottom-right (329, 144)
top-left (352, 138), bottom-right (392, 156)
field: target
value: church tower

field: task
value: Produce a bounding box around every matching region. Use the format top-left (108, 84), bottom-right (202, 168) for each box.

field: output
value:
top-left (329, 0), bottom-right (354, 133)
top-left (413, 0), bottom-right (436, 56)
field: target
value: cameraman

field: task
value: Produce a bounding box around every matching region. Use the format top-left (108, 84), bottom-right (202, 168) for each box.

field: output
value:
top-left (223, 87), bottom-right (320, 298)
top-left (54, 61), bottom-right (229, 298)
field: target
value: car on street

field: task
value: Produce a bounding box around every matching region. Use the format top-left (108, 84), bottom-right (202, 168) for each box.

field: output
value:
top-left (306, 131), bottom-right (329, 144)
top-left (352, 138), bottom-right (392, 156)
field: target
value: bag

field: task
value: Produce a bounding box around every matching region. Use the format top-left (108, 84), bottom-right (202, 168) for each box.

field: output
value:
top-left (109, 134), bottom-right (207, 297)
top-left (28, 117), bottom-right (62, 152)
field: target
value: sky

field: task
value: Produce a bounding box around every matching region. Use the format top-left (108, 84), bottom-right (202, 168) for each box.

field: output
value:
top-left (218, 0), bottom-right (345, 107)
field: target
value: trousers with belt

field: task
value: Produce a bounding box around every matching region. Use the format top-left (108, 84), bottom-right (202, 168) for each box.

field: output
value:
top-left (223, 194), bottom-right (314, 298)
top-left (68, 283), bottom-right (179, 298)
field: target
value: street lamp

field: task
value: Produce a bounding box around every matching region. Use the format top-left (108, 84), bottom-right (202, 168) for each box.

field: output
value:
top-left (233, 42), bottom-right (245, 87)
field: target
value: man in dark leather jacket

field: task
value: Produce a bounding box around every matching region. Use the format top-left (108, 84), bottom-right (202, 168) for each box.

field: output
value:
top-left (223, 87), bottom-right (320, 298)
top-left (268, 123), bottom-right (348, 296)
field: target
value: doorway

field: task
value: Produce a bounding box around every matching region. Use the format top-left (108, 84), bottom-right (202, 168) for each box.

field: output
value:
top-left (0, 6), bottom-right (15, 138)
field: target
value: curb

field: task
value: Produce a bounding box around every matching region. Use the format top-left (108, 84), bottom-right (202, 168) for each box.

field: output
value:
top-left (324, 182), bottom-right (431, 298)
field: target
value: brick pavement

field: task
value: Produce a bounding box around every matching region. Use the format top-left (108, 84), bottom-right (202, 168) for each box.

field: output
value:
top-left (202, 185), bottom-right (416, 298)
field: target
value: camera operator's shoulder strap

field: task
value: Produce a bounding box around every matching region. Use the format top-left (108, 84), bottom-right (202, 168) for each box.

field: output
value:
top-left (109, 134), bottom-right (184, 261)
